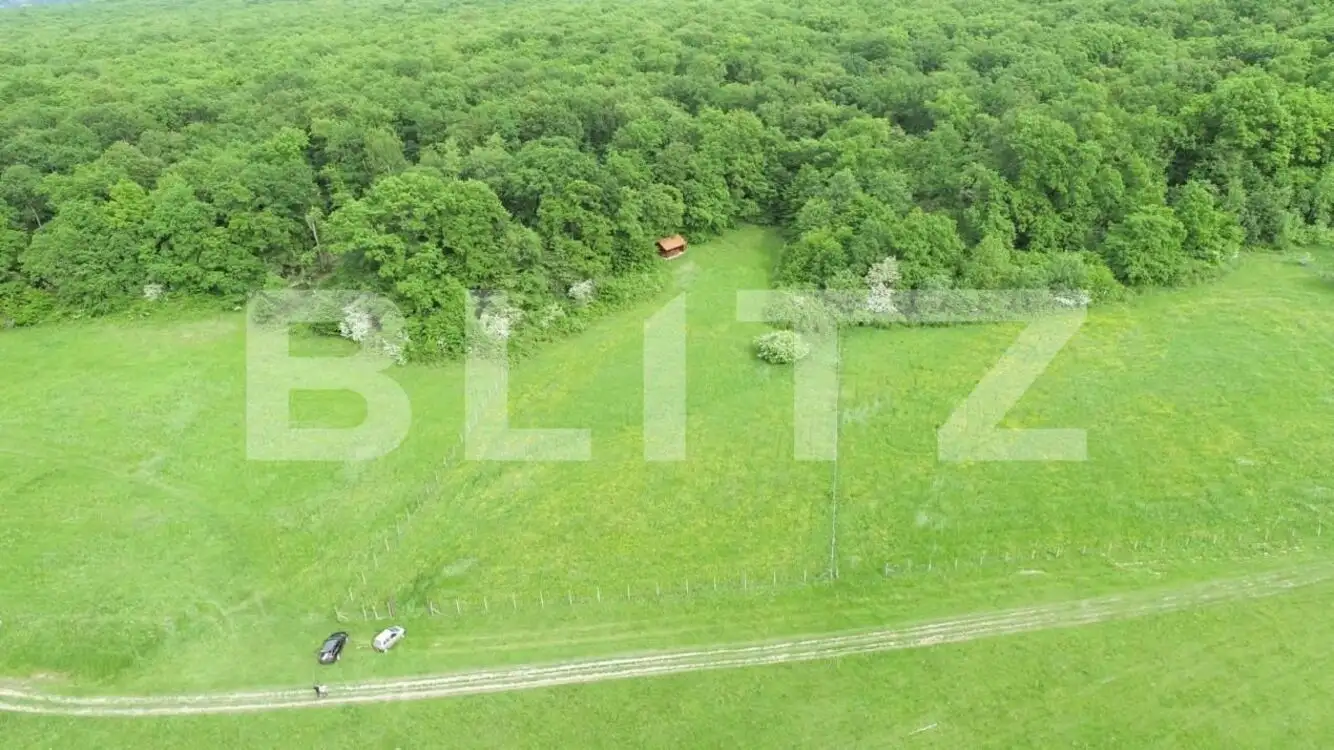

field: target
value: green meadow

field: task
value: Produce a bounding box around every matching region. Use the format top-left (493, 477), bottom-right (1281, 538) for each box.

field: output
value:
top-left (3, 228), bottom-right (1334, 745)
top-left (10, 583), bottom-right (1334, 749)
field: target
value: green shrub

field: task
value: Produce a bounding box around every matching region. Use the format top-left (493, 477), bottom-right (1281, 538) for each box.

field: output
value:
top-left (0, 282), bottom-right (57, 327)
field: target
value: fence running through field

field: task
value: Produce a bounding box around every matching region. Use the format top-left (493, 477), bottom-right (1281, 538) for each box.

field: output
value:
top-left (0, 521), bottom-right (1321, 629)
top-left (314, 330), bottom-right (1334, 630)
top-left (826, 335), bottom-right (842, 581)
top-left (330, 518), bottom-right (1330, 625)
top-left (338, 378), bottom-right (505, 594)
top-left (318, 336), bottom-right (1331, 628)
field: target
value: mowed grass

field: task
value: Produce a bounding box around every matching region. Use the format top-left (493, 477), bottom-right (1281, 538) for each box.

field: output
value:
top-left (2, 229), bottom-right (1334, 740)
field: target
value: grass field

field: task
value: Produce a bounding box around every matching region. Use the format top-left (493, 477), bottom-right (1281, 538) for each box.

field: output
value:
top-left (7, 576), bottom-right (1334, 748)
top-left (2, 227), bottom-right (1334, 746)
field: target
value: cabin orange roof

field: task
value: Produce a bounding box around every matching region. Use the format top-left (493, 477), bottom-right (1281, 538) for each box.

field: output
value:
top-left (656, 235), bottom-right (686, 251)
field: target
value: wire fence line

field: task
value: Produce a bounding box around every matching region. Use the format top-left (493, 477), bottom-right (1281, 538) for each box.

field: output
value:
top-left (329, 519), bottom-right (1332, 625)
top-left (339, 378), bottom-right (505, 597)
top-left (334, 568), bottom-right (837, 624)
top-left (0, 522), bottom-right (1324, 631)
top-left (826, 335), bottom-right (842, 581)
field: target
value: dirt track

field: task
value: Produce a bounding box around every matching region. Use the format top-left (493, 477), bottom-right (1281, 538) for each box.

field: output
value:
top-left (2, 563), bottom-right (1327, 716)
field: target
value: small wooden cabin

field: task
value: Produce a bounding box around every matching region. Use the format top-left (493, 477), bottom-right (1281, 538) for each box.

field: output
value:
top-left (656, 235), bottom-right (687, 260)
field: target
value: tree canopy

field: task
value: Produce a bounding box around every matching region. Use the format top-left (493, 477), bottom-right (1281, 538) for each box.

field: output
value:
top-left (2, 0), bottom-right (1332, 357)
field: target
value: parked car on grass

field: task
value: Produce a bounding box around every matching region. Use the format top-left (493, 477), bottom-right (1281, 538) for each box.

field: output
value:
top-left (318, 632), bottom-right (348, 664)
top-left (373, 626), bottom-right (405, 652)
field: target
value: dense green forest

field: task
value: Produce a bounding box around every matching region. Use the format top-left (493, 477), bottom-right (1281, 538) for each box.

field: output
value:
top-left (1, 0), bottom-right (1332, 359)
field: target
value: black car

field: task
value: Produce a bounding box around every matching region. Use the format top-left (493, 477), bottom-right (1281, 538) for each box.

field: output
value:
top-left (318, 632), bottom-right (348, 665)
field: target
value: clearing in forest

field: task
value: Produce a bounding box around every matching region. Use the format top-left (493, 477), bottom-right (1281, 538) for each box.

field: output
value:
top-left (1, 229), bottom-right (1333, 706)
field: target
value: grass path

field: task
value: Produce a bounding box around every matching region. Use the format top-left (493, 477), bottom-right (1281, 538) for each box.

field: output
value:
top-left (2, 561), bottom-right (1327, 716)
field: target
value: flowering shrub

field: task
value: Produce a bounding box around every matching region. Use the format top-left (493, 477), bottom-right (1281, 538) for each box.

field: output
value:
top-left (864, 256), bottom-right (899, 314)
top-left (568, 279), bottom-right (595, 304)
top-left (753, 329), bottom-right (811, 364)
top-left (865, 256), bottom-right (901, 289)
top-left (338, 294), bottom-right (409, 364)
top-left (479, 304), bottom-right (522, 341)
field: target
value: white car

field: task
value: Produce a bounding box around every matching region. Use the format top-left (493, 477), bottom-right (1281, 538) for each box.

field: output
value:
top-left (372, 626), bottom-right (405, 652)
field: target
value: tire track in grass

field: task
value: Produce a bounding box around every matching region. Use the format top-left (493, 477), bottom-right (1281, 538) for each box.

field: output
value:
top-left (1, 562), bottom-right (1329, 716)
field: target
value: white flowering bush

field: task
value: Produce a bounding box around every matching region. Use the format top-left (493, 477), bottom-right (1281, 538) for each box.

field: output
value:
top-left (142, 283), bottom-right (164, 301)
top-left (863, 256), bottom-right (900, 314)
top-left (1054, 290), bottom-right (1092, 308)
top-left (754, 330), bottom-right (811, 364)
top-left (338, 294), bottom-right (409, 364)
top-left (865, 256), bottom-right (901, 289)
top-left (479, 304), bottom-right (522, 341)
top-left (466, 300), bottom-right (525, 359)
top-left (865, 284), bottom-right (896, 314)
top-left (568, 279), bottom-right (595, 304)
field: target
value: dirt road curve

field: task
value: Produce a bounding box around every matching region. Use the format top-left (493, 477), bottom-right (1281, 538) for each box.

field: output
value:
top-left (2, 564), bottom-right (1328, 716)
